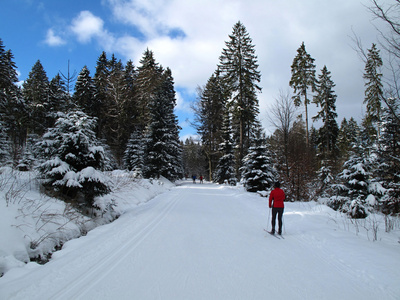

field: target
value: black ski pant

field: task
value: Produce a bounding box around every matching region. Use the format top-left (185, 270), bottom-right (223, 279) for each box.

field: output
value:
top-left (271, 207), bottom-right (284, 234)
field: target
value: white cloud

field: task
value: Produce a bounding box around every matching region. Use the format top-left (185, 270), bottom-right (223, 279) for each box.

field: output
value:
top-left (72, 0), bottom-right (382, 133)
top-left (70, 11), bottom-right (106, 43)
top-left (44, 29), bottom-right (66, 46)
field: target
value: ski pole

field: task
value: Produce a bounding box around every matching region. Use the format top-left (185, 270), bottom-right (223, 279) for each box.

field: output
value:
top-left (267, 207), bottom-right (271, 231)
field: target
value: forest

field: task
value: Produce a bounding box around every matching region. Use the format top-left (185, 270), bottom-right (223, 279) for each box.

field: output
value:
top-left (0, 1), bottom-right (399, 219)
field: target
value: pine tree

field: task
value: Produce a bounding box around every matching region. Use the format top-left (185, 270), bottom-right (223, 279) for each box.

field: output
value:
top-left (241, 122), bottom-right (277, 192)
top-left (219, 21), bottom-right (261, 169)
top-left (312, 66), bottom-right (339, 163)
top-left (363, 43), bottom-right (383, 131)
top-left (73, 66), bottom-right (96, 116)
top-left (289, 42), bottom-right (317, 146)
top-left (37, 110), bottom-right (110, 207)
top-left (194, 70), bottom-right (226, 180)
top-left (23, 60), bottom-right (50, 136)
top-left (213, 112), bottom-right (237, 185)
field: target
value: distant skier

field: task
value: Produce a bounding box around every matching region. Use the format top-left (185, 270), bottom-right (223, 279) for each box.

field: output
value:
top-left (199, 175), bottom-right (204, 184)
top-left (192, 175), bottom-right (196, 183)
top-left (269, 181), bottom-right (285, 235)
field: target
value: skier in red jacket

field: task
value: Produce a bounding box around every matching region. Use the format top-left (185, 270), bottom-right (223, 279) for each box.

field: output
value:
top-left (269, 181), bottom-right (285, 235)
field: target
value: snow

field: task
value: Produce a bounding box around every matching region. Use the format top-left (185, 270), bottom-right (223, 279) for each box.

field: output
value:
top-left (1, 171), bottom-right (400, 299)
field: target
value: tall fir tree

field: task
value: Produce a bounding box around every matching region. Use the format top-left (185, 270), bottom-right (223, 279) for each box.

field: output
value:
top-left (289, 42), bottom-right (317, 147)
top-left (136, 49), bottom-right (163, 131)
top-left (22, 60), bottom-right (50, 136)
top-left (312, 66), bottom-right (339, 163)
top-left (194, 70), bottom-right (226, 181)
top-left (219, 21), bottom-right (261, 170)
top-left (143, 67), bottom-right (182, 181)
top-left (94, 51), bottom-right (110, 137)
top-left (363, 43), bottom-right (383, 134)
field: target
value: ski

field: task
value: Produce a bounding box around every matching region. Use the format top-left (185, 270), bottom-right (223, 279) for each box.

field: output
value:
top-left (264, 229), bottom-right (282, 239)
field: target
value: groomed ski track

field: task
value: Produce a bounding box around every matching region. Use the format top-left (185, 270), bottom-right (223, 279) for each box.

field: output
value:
top-left (1, 181), bottom-right (399, 300)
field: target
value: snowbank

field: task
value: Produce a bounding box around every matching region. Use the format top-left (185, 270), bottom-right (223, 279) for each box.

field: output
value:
top-left (0, 167), bottom-right (175, 276)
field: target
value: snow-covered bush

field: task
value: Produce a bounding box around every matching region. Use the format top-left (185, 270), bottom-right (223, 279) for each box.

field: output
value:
top-left (37, 110), bottom-right (110, 208)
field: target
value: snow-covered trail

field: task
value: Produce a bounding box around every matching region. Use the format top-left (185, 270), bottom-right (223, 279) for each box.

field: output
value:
top-left (1, 181), bottom-right (399, 300)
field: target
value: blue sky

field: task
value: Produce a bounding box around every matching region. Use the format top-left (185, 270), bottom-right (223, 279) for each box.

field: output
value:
top-left (0, 0), bottom-right (385, 140)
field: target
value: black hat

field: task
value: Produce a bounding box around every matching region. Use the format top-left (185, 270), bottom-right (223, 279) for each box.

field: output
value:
top-left (274, 181), bottom-right (280, 188)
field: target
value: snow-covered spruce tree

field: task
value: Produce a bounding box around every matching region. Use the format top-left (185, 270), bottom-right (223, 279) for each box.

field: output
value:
top-left (374, 97), bottom-right (400, 214)
top-left (329, 141), bottom-right (373, 218)
top-left (124, 128), bottom-right (144, 177)
top-left (289, 42), bottom-right (317, 146)
top-left (241, 122), bottom-right (277, 192)
top-left (213, 111), bottom-right (237, 185)
top-left (218, 21), bottom-right (262, 169)
top-left (143, 67), bottom-right (183, 181)
top-left (37, 110), bottom-right (110, 208)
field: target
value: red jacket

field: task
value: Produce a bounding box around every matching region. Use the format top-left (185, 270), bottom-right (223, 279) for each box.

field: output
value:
top-left (269, 188), bottom-right (285, 208)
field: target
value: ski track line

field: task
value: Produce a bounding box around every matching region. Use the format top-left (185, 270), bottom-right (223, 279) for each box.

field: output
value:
top-left (49, 190), bottom-right (183, 300)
